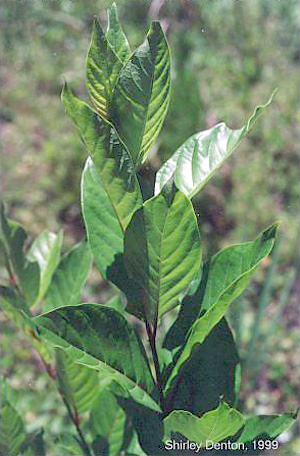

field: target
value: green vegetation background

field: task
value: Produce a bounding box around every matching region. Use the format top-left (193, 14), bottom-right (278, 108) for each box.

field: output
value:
top-left (1, 0), bottom-right (299, 454)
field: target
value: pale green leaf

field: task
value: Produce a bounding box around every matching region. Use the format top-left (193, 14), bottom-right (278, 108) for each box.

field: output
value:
top-left (86, 18), bottom-right (122, 120)
top-left (124, 189), bottom-right (202, 322)
top-left (165, 224), bottom-right (277, 391)
top-left (0, 401), bottom-right (26, 456)
top-left (110, 21), bottom-right (171, 167)
top-left (62, 86), bottom-right (142, 278)
top-left (155, 92), bottom-right (276, 198)
top-left (90, 390), bottom-right (126, 456)
top-left (56, 348), bottom-right (100, 416)
top-left (237, 413), bottom-right (296, 443)
top-left (163, 403), bottom-right (244, 445)
top-left (35, 304), bottom-right (160, 412)
top-left (106, 3), bottom-right (131, 62)
top-left (44, 241), bottom-right (92, 312)
top-left (27, 230), bottom-right (63, 305)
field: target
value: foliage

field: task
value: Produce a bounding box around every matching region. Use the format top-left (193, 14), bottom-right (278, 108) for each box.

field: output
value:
top-left (0, 5), bottom-right (297, 455)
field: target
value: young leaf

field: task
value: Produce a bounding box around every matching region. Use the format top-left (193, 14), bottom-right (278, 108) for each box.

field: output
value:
top-left (27, 230), bottom-right (63, 306)
top-left (124, 189), bottom-right (202, 322)
top-left (62, 86), bottom-right (142, 278)
top-left (86, 18), bottom-right (122, 120)
top-left (163, 403), bottom-right (244, 445)
top-left (35, 304), bottom-right (160, 412)
top-left (56, 348), bottom-right (100, 415)
top-left (0, 401), bottom-right (26, 456)
top-left (44, 241), bottom-right (92, 312)
top-left (106, 3), bottom-right (131, 63)
top-left (155, 92), bottom-right (276, 198)
top-left (237, 413), bottom-right (296, 443)
top-left (164, 318), bottom-right (240, 417)
top-left (165, 224), bottom-right (277, 392)
top-left (110, 22), bottom-right (171, 167)
top-left (90, 390), bottom-right (126, 456)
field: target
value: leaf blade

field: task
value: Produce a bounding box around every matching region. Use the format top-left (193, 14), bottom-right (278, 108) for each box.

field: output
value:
top-left (110, 22), bottom-right (171, 167)
top-left (163, 403), bottom-right (244, 445)
top-left (155, 92), bottom-right (276, 198)
top-left (165, 224), bottom-right (277, 392)
top-left (124, 190), bottom-right (202, 322)
top-left (35, 304), bottom-right (160, 412)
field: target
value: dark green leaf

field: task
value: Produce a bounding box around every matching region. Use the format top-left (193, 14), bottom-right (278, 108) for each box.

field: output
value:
top-left (86, 18), bottom-right (122, 120)
top-left (164, 318), bottom-right (240, 416)
top-left (106, 3), bottom-right (131, 62)
top-left (163, 403), bottom-right (244, 445)
top-left (165, 225), bottom-right (277, 391)
top-left (237, 413), bottom-right (296, 443)
top-left (110, 22), bottom-right (171, 167)
top-left (35, 304), bottom-right (159, 411)
top-left (155, 92), bottom-right (276, 198)
top-left (44, 241), bottom-right (91, 312)
top-left (124, 189), bottom-right (202, 322)
top-left (90, 390), bottom-right (126, 456)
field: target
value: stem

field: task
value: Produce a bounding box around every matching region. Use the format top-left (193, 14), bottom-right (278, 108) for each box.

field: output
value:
top-left (145, 320), bottom-right (165, 411)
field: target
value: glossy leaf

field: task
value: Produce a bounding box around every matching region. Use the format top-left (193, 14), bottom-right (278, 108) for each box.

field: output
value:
top-left (106, 3), bottom-right (131, 62)
top-left (62, 86), bottom-right (142, 277)
top-left (86, 18), bottom-right (122, 120)
top-left (163, 403), bottom-right (244, 445)
top-left (155, 92), bottom-right (276, 198)
top-left (110, 22), bottom-right (171, 167)
top-left (237, 413), bottom-right (296, 443)
top-left (165, 224), bottom-right (277, 391)
top-left (35, 304), bottom-right (160, 411)
top-left (164, 318), bottom-right (240, 416)
top-left (90, 390), bottom-right (126, 456)
top-left (56, 348), bottom-right (100, 415)
top-left (124, 189), bottom-right (202, 322)
top-left (27, 230), bottom-right (63, 305)
top-left (44, 241), bottom-right (92, 312)
top-left (0, 401), bottom-right (26, 456)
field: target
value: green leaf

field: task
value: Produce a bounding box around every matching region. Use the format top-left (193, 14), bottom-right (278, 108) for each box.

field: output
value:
top-left (106, 3), bottom-right (131, 63)
top-left (62, 86), bottom-right (142, 278)
top-left (110, 21), bottom-right (171, 167)
top-left (0, 401), bottom-right (26, 456)
top-left (90, 390), bottom-right (126, 456)
top-left (55, 433), bottom-right (83, 456)
top-left (1, 287), bottom-right (53, 364)
top-left (27, 230), bottom-right (63, 305)
top-left (35, 304), bottom-right (160, 412)
top-left (165, 224), bottom-right (277, 392)
top-left (164, 318), bottom-right (240, 417)
top-left (155, 92), bottom-right (276, 198)
top-left (44, 241), bottom-right (91, 312)
top-left (163, 403), bottom-right (244, 445)
top-left (237, 413), bottom-right (296, 443)
top-left (0, 206), bottom-right (40, 305)
top-left (56, 348), bottom-right (100, 415)
top-left (86, 18), bottom-right (122, 120)
top-left (124, 189), bottom-right (202, 322)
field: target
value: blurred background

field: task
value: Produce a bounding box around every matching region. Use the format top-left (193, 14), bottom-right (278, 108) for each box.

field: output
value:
top-left (1, 0), bottom-right (299, 454)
